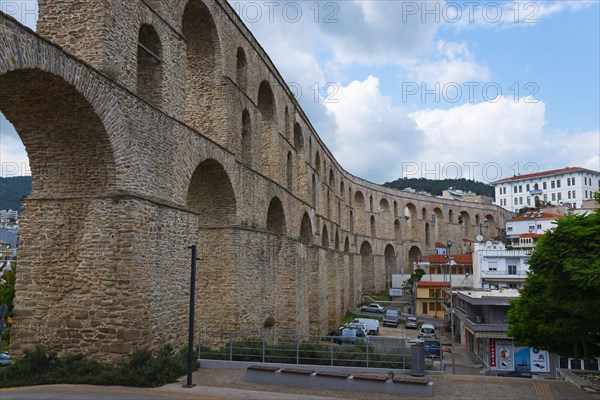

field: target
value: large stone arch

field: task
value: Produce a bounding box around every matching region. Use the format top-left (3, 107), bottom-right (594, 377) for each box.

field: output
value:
top-left (266, 197), bottom-right (286, 235)
top-left (182, 0), bottom-right (223, 141)
top-left (384, 244), bottom-right (396, 288)
top-left (360, 241), bottom-right (375, 294)
top-left (485, 214), bottom-right (498, 238)
top-left (300, 212), bottom-right (313, 244)
top-left (0, 70), bottom-right (116, 196)
top-left (408, 246), bottom-right (422, 271)
top-left (2, 68), bottom-right (119, 357)
top-left (187, 159), bottom-right (236, 226)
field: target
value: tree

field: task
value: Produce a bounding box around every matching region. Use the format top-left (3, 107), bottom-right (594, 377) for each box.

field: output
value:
top-left (402, 268), bottom-right (426, 312)
top-left (0, 261), bottom-right (16, 350)
top-left (507, 190), bottom-right (600, 369)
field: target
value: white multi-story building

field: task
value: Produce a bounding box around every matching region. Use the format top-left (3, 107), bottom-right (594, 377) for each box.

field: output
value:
top-left (472, 241), bottom-right (531, 289)
top-left (505, 211), bottom-right (563, 249)
top-left (492, 167), bottom-right (600, 213)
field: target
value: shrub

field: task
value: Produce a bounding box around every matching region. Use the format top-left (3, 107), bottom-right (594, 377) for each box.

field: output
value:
top-left (0, 345), bottom-right (192, 388)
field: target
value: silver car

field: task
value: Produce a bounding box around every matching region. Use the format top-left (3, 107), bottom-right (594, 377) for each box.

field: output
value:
top-left (405, 316), bottom-right (419, 329)
top-left (0, 352), bottom-right (11, 367)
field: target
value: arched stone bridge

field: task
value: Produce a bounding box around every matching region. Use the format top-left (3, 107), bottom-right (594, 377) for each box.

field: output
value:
top-left (0, 0), bottom-right (509, 360)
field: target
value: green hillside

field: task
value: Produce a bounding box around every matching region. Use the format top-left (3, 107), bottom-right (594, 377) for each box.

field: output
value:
top-left (383, 177), bottom-right (494, 199)
top-left (0, 176), bottom-right (32, 211)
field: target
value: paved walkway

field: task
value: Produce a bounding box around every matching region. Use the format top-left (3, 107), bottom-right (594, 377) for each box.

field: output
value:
top-left (2, 368), bottom-right (597, 400)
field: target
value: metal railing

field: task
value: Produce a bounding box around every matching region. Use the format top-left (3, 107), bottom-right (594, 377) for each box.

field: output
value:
top-left (198, 330), bottom-right (442, 370)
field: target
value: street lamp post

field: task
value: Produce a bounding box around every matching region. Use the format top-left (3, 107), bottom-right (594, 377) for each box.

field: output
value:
top-left (446, 239), bottom-right (456, 375)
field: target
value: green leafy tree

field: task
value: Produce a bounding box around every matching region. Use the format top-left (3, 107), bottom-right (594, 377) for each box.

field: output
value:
top-left (0, 261), bottom-right (16, 350)
top-left (507, 191), bottom-right (600, 369)
top-left (402, 268), bottom-right (426, 311)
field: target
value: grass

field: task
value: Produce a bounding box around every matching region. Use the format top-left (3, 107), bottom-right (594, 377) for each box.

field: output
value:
top-left (0, 345), bottom-right (193, 388)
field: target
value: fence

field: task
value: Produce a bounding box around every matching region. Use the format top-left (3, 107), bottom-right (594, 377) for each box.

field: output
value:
top-left (198, 330), bottom-right (442, 371)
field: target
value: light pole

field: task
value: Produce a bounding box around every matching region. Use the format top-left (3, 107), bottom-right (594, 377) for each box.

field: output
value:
top-left (446, 239), bottom-right (456, 375)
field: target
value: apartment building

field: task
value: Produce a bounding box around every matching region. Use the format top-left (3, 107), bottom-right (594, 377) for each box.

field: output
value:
top-left (492, 167), bottom-right (600, 213)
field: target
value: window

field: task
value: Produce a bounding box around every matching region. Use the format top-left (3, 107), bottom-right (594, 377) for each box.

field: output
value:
top-left (552, 193), bottom-right (556, 201)
top-left (508, 265), bottom-right (517, 275)
top-left (507, 226), bottom-right (513, 232)
top-left (585, 190), bottom-right (588, 198)
top-left (514, 198), bottom-right (518, 205)
top-left (557, 192), bottom-right (562, 201)
top-left (551, 181), bottom-right (555, 189)
top-left (543, 194), bottom-right (547, 201)
top-left (527, 197), bottom-right (530, 205)
top-left (543, 182), bottom-right (547, 190)
top-left (488, 267), bottom-right (497, 272)
top-left (537, 224), bottom-right (541, 229)
top-left (519, 197), bottom-right (523, 205)
top-left (519, 185), bottom-right (523, 193)
top-left (557, 179), bottom-right (561, 188)
top-left (526, 184), bottom-right (530, 191)
top-left (568, 191), bottom-right (571, 199)
top-left (528, 225), bottom-right (535, 231)
top-left (513, 186), bottom-right (518, 193)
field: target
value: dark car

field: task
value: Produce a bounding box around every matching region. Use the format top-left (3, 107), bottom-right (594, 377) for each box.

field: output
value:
top-left (329, 327), bottom-right (366, 344)
top-left (424, 340), bottom-right (442, 358)
top-left (382, 308), bottom-right (400, 327)
top-left (0, 352), bottom-right (12, 367)
top-left (360, 303), bottom-right (385, 314)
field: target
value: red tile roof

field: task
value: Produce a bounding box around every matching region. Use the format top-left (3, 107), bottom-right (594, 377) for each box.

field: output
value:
top-left (508, 213), bottom-right (564, 222)
top-left (493, 167), bottom-right (583, 184)
top-left (519, 233), bottom-right (544, 238)
top-left (426, 254), bottom-right (473, 264)
top-left (418, 281), bottom-right (450, 287)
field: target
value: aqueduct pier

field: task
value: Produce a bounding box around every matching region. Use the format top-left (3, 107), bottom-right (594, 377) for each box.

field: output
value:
top-left (0, 0), bottom-right (509, 360)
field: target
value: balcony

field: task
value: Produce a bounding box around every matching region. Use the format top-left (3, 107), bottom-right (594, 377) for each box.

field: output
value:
top-left (482, 269), bottom-right (527, 277)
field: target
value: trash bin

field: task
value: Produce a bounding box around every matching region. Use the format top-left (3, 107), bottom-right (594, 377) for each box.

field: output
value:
top-left (411, 340), bottom-right (425, 377)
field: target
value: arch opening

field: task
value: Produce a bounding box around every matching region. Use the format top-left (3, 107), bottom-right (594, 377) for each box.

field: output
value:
top-left (360, 241), bottom-right (375, 293)
top-left (266, 197), bottom-right (286, 235)
top-left (236, 47), bottom-right (247, 91)
top-left (137, 24), bottom-right (163, 107)
top-left (0, 70), bottom-right (115, 196)
top-left (241, 109), bottom-right (252, 165)
top-left (182, 0), bottom-right (221, 137)
top-left (300, 212), bottom-right (313, 243)
top-left (321, 225), bottom-right (329, 248)
top-left (187, 159), bottom-right (236, 226)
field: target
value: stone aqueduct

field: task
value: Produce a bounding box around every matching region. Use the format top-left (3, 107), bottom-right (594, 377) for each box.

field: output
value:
top-left (0, 1), bottom-right (509, 359)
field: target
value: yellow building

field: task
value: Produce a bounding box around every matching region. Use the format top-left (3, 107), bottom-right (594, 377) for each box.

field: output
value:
top-left (416, 281), bottom-right (450, 319)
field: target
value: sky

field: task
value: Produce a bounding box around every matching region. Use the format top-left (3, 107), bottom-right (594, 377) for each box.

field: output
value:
top-left (1, 0), bottom-right (599, 184)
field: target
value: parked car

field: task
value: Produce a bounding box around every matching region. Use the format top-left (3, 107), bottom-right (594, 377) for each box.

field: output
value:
top-left (360, 303), bottom-right (385, 314)
top-left (405, 316), bottom-right (419, 329)
top-left (341, 322), bottom-right (368, 336)
top-left (350, 318), bottom-right (380, 335)
top-left (330, 326), bottom-right (366, 344)
top-left (382, 308), bottom-right (400, 327)
top-left (0, 352), bottom-right (11, 367)
top-left (419, 323), bottom-right (436, 339)
top-left (424, 340), bottom-right (442, 358)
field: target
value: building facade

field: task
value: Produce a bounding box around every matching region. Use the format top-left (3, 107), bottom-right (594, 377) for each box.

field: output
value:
top-left (472, 241), bottom-right (531, 289)
top-left (505, 211), bottom-right (563, 249)
top-left (492, 167), bottom-right (600, 213)
top-left (454, 289), bottom-right (561, 376)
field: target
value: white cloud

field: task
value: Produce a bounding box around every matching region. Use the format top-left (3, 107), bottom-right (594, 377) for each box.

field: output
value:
top-left (409, 40), bottom-right (490, 85)
top-left (325, 76), bottom-right (425, 183)
top-left (446, 0), bottom-right (596, 31)
top-left (408, 98), bottom-right (599, 182)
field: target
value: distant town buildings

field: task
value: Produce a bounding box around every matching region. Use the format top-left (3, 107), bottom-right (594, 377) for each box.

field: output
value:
top-left (440, 188), bottom-right (493, 205)
top-left (492, 167), bottom-right (600, 213)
